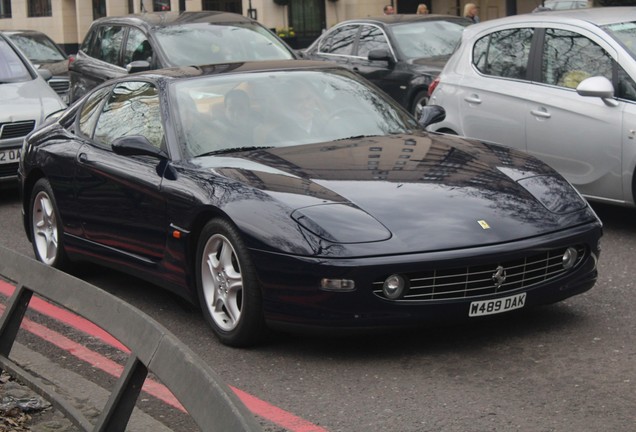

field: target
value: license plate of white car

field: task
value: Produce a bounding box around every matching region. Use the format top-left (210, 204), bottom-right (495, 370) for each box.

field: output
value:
top-left (0, 148), bottom-right (21, 165)
top-left (469, 293), bottom-right (526, 317)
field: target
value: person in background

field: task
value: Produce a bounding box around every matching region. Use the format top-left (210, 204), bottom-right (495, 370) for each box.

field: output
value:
top-left (464, 3), bottom-right (480, 23)
top-left (416, 4), bottom-right (429, 14)
top-left (383, 4), bottom-right (395, 15)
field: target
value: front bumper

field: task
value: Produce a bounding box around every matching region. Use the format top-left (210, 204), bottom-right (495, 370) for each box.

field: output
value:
top-left (252, 221), bottom-right (601, 330)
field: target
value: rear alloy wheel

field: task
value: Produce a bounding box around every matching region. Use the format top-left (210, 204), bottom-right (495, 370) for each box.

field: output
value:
top-left (30, 178), bottom-right (69, 269)
top-left (411, 91), bottom-right (429, 120)
top-left (196, 219), bottom-right (264, 347)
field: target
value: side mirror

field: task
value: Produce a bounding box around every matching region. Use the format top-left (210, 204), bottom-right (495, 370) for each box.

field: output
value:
top-left (418, 105), bottom-right (446, 128)
top-left (126, 60), bottom-right (151, 74)
top-left (38, 69), bottom-right (53, 81)
top-left (576, 76), bottom-right (619, 107)
top-left (368, 49), bottom-right (394, 65)
top-left (112, 135), bottom-right (167, 159)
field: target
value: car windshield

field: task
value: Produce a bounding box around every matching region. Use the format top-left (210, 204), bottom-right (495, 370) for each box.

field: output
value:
top-left (391, 19), bottom-right (469, 60)
top-left (603, 21), bottom-right (636, 61)
top-left (0, 38), bottom-right (32, 83)
top-left (155, 23), bottom-right (294, 66)
top-left (8, 33), bottom-right (67, 62)
top-left (172, 69), bottom-right (418, 158)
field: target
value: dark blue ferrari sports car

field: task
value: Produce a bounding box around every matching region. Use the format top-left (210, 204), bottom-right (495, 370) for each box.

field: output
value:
top-left (19, 60), bottom-right (602, 346)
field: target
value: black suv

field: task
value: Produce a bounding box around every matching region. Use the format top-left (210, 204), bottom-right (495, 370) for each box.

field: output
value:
top-left (303, 15), bottom-right (469, 117)
top-left (69, 11), bottom-right (297, 102)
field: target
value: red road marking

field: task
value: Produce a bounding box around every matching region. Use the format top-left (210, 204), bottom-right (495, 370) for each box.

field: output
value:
top-left (0, 281), bottom-right (328, 432)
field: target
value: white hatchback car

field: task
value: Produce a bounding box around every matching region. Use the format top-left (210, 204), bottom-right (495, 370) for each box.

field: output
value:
top-left (430, 7), bottom-right (636, 207)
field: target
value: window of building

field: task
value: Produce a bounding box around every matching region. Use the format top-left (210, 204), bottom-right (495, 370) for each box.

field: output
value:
top-left (153, 0), bottom-right (171, 11)
top-left (0, 0), bottom-right (12, 19)
top-left (202, 0), bottom-right (241, 14)
top-left (28, 0), bottom-right (52, 17)
top-left (93, 0), bottom-right (106, 20)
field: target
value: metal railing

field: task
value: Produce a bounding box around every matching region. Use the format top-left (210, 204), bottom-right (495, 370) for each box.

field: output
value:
top-left (0, 245), bottom-right (262, 432)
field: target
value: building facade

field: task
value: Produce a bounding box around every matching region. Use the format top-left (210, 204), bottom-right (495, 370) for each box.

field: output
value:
top-left (0, 0), bottom-right (544, 53)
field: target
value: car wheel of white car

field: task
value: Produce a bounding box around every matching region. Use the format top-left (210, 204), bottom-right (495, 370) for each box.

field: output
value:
top-left (30, 178), bottom-right (69, 269)
top-left (196, 218), bottom-right (264, 347)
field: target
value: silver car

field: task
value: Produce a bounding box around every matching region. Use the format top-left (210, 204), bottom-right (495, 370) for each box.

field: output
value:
top-left (0, 33), bottom-right (66, 186)
top-left (430, 7), bottom-right (636, 207)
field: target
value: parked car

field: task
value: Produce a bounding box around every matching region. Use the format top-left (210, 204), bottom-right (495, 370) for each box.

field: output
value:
top-left (2, 30), bottom-right (70, 104)
top-left (0, 33), bottom-right (66, 187)
top-left (303, 15), bottom-right (470, 118)
top-left (533, 0), bottom-right (591, 11)
top-left (68, 11), bottom-right (297, 102)
top-left (429, 7), bottom-right (636, 208)
top-left (20, 60), bottom-right (601, 346)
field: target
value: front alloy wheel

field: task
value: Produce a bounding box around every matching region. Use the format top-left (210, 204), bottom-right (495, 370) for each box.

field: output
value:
top-left (30, 178), bottom-right (68, 269)
top-left (196, 219), bottom-right (264, 346)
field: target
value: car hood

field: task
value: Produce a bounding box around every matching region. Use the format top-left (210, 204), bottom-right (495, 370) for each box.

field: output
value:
top-left (34, 60), bottom-right (69, 76)
top-left (192, 133), bottom-right (597, 254)
top-left (0, 79), bottom-right (65, 124)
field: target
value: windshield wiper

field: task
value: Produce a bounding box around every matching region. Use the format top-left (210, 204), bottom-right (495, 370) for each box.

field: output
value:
top-left (195, 146), bottom-right (273, 157)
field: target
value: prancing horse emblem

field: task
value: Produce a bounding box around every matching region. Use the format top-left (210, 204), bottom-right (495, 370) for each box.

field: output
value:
top-left (492, 265), bottom-right (507, 288)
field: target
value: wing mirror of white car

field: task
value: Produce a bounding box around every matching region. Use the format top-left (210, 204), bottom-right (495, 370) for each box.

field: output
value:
top-left (418, 105), bottom-right (446, 128)
top-left (576, 76), bottom-right (619, 107)
top-left (38, 69), bottom-right (52, 81)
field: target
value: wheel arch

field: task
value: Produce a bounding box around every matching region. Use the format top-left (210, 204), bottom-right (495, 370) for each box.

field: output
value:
top-left (22, 169), bottom-right (47, 243)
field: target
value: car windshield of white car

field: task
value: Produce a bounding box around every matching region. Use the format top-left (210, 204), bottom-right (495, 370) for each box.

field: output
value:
top-left (173, 69), bottom-right (418, 158)
top-left (391, 20), bottom-right (469, 60)
top-left (0, 38), bottom-right (32, 83)
top-left (603, 21), bottom-right (636, 61)
top-left (155, 23), bottom-right (294, 66)
top-left (9, 34), bottom-right (67, 63)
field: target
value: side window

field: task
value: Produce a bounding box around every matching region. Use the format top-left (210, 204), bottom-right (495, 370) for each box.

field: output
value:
top-left (78, 86), bottom-right (113, 137)
top-left (81, 28), bottom-right (97, 57)
top-left (473, 28), bottom-right (533, 80)
top-left (95, 25), bottom-right (125, 65)
top-left (319, 25), bottom-right (358, 55)
top-left (357, 25), bottom-right (390, 59)
top-left (617, 66), bottom-right (636, 102)
top-left (123, 28), bottom-right (153, 65)
top-left (94, 81), bottom-right (164, 149)
top-left (541, 29), bottom-right (612, 89)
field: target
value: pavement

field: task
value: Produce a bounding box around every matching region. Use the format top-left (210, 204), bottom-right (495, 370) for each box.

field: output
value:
top-left (0, 342), bottom-right (173, 432)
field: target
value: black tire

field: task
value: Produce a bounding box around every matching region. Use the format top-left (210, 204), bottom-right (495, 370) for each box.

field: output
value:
top-left (195, 218), bottom-right (265, 347)
top-left (411, 91), bottom-right (429, 119)
top-left (29, 178), bottom-right (70, 269)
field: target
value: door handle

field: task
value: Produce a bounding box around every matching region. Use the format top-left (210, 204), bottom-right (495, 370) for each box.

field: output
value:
top-left (464, 95), bottom-right (481, 104)
top-left (77, 153), bottom-right (88, 163)
top-left (530, 108), bottom-right (551, 119)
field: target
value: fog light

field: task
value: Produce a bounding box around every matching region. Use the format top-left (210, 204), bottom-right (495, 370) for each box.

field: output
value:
top-left (383, 274), bottom-right (408, 299)
top-left (562, 247), bottom-right (578, 269)
top-left (321, 278), bottom-right (355, 291)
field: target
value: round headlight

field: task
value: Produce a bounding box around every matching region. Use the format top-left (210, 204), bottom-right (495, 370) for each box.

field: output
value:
top-left (562, 247), bottom-right (579, 270)
top-left (383, 274), bottom-right (408, 300)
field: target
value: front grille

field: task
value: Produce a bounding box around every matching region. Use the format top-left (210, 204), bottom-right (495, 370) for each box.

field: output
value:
top-left (0, 162), bottom-right (18, 178)
top-left (49, 78), bottom-right (70, 95)
top-left (373, 245), bottom-right (586, 301)
top-left (0, 121), bottom-right (36, 140)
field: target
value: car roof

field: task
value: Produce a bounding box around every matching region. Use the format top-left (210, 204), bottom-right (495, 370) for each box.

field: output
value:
top-left (90, 11), bottom-right (256, 30)
top-left (1, 29), bottom-right (50, 36)
top-left (334, 14), bottom-right (470, 26)
top-left (467, 6), bottom-right (636, 32)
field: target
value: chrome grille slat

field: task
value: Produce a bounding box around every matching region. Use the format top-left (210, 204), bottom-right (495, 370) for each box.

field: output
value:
top-left (373, 245), bottom-right (586, 301)
top-left (0, 121), bottom-right (36, 140)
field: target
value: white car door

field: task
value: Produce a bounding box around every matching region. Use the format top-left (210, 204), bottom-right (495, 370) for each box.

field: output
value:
top-left (524, 27), bottom-right (622, 201)
top-left (454, 27), bottom-right (535, 151)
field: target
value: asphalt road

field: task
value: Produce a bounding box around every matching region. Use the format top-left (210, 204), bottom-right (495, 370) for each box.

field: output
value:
top-left (1, 185), bottom-right (635, 431)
